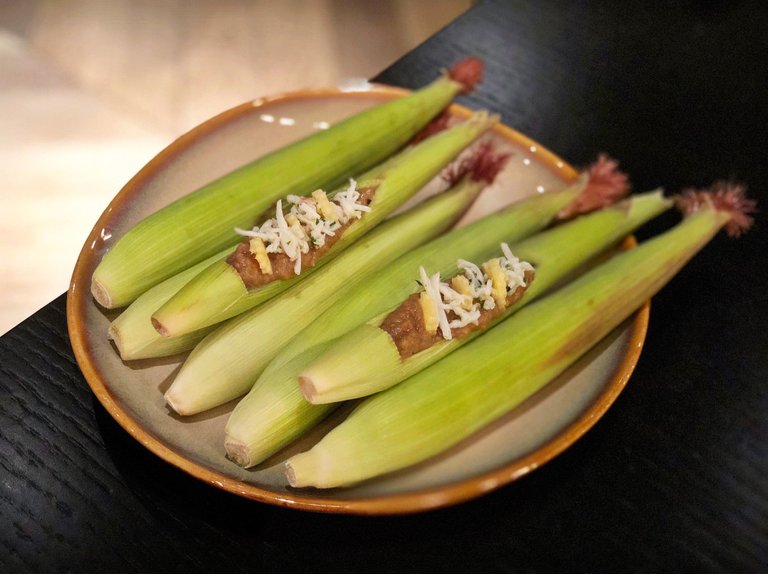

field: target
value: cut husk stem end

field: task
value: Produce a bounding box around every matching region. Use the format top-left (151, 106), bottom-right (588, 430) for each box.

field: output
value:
top-left (91, 277), bottom-right (112, 308)
top-left (300, 323), bottom-right (401, 404)
top-left (150, 260), bottom-right (247, 338)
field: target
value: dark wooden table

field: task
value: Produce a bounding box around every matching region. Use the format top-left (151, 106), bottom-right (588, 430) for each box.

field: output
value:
top-left (2, 1), bottom-right (766, 571)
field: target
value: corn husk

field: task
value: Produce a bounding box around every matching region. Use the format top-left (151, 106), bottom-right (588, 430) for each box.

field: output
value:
top-left (301, 190), bottom-right (671, 403)
top-left (163, 167), bottom-right (489, 415)
top-left (108, 248), bottom-right (229, 360)
top-left (91, 66), bottom-right (473, 309)
top-left (223, 181), bottom-right (584, 467)
top-left (286, 199), bottom-right (739, 488)
top-left (265, 179), bottom-right (587, 374)
top-left (224, 190), bottom-right (669, 467)
top-left (151, 113), bottom-right (495, 338)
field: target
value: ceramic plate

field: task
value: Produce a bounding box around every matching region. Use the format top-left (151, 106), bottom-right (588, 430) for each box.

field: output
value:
top-left (68, 86), bottom-right (647, 514)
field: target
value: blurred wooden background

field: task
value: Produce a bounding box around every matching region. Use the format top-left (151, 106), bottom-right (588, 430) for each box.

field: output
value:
top-left (0, 0), bottom-right (469, 334)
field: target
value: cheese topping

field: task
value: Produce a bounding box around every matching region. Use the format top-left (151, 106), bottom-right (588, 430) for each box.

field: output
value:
top-left (235, 179), bottom-right (371, 276)
top-left (450, 275), bottom-right (474, 310)
top-left (248, 237), bottom-right (272, 275)
top-left (482, 258), bottom-right (508, 311)
top-left (418, 243), bottom-right (534, 340)
top-left (419, 291), bottom-right (439, 334)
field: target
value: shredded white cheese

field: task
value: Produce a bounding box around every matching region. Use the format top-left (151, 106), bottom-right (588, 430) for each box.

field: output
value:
top-left (235, 179), bottom-right (369, 276)
top-left (418, 243), bottom-right (534, 340)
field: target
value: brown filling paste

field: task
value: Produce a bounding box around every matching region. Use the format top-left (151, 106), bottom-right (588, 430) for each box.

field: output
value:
top-left (228, 187), bottom-right (375, 289)
top-left (381, 269), bottom-right (534, 359)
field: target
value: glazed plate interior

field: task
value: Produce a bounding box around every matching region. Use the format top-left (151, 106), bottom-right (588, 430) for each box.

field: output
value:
top-left (68, 86), bottom-right (646, 514)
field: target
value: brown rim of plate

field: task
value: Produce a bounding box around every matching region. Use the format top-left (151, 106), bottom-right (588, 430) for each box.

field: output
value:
top-left (67, 85), bottom-right (648, 515)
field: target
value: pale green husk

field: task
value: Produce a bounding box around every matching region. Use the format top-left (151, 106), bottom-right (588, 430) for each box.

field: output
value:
top-left (286, 205), bottom-right (730, 488)
top-left (264, 178), bottom-right (588, 374)
top-left (108, 248), bottom-right (230, 360)
top-left (224, 190), bottom-right (670, 467)
top-left (91, 72), bottom-right (467, 308)
top-left (301, 190), bottom-right (671, 403)
top-left (223, 181), bottom-right (585, 467)
top-left (164, 167), bottom-right (489, 415)
top-left (151, 114), bottom-right (495, 338)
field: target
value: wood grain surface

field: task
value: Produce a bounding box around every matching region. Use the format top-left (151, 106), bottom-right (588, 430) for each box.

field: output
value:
top-left (2, 1), bottom-right (768, 572)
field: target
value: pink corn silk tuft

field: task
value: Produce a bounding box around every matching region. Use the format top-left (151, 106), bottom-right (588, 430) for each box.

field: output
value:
top-left (408, 57), bottom-right (484, 145)
top-left (675, 181), bottom-right (756, 237)
top-left (559, 154), bottom-right (631, 219)
top-left (448, 57), bottom-right (485, 94)
top-left (443, 141), bottom-right (511, 187)
top-left (467, 141), bottom-right (511, 184)
top-left (410, 110), bottom-right (454, 145)
top-left (410, 57), bottom-right (485, 145)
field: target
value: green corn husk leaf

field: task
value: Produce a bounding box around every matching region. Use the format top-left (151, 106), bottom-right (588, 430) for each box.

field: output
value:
top-left (267, 175), bottom-right (588, 374)
top-left (112, 123), bottom-right (522, 363)
top-left (223, 189), bottom-right (669, 468)
top-left (151, 113), bottom-right (495, 338)
top-left (223, 180), bottom-right (585, 467)
top-left (301, 190), bottom-right (671, 403)
top-left (163, 167), bottom-right (488, 416)
top-left (286, 203), bottom-right (734, 488)
top-left (108, 247), bottom-right (230, 360)
top-left (91, 69), bottom-right (470, 309)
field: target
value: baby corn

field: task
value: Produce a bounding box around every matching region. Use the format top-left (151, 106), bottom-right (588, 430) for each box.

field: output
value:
top-left (286, 184), bottom-right (754, 488)
top-left (108, 248), bottom-right (229, 360)
top-left (151, 113), bottom-right (495, 338)
top-left (91, 58), bottom-right (483, 309)
top-left (223, 180), bottom-right (578, 467)
top-left (300, 190), bottom-right (671, 403)
top-left (224, 182), bottom-right (657, 469)
top-left (163, 167), bottom-right (488, 415)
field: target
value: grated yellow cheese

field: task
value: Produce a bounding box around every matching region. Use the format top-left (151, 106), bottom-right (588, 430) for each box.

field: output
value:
top-left (249, 237), bottom-right (273, 275)
top-left (483, 258), bottom-right (508, 310)
top-left (312, 189), bottom-right (338, 222)
top-left (450, 275), bottom-right (474, 310)
top-left (236, 181), bottom-right (368, 276)
top-left (289, 221), bottom-right (307, 240)
top-left (415, 244), bottom-right (533, 341)
top-left (419, 291), bottom-right (439, 334)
